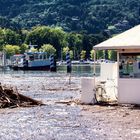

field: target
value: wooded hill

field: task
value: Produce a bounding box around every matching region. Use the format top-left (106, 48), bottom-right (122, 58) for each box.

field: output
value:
top-left (0, 0), bottom-right (140, 34)
top-left (0, 0), bottom-right (139, 60)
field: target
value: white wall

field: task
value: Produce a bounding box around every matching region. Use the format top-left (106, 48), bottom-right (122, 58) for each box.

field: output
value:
top-left (99, 63), bottom-right (118, 101)
top-left (118, 78), bottom-right (140, 104)
top-left (100, 62), bottom-right (118, 81)
top-left (81, 77), bottom-right (96, 104)
top-left (81, 63), bottom-right (118, 104)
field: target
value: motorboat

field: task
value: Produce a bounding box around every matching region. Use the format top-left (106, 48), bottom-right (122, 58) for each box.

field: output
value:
top-left (10, 52), bottom-right (50, 70)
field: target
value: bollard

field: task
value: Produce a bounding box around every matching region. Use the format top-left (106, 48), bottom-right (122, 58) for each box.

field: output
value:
top-left (66, 52), bottom-right (72, 73)
top-left (50, 54), bottom-right (57, 72)
top-left (66, 52), bottom-right (72, 85)
top-left (23, 55), bottom-right (28, 70)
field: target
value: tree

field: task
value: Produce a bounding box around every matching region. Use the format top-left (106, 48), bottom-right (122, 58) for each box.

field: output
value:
top-left (0, 28), bottom-right (5, 49)
top-left (82, 34), bottom-right (97, 58)
top-left (3, 44), bottom-right (20, 58)
top-left (67, 33), bottom-right (83, 59)
top-left (90, 50), bottom-right (95, 60)
top-left (40, 44), bottom-right (56, 57)
top-left (62, 47), bottom-right (73, 59)
top-left (25, 26), bottom-right (67, 59)
top-left (108, 50), bottom-right (117, 61)
top-left (80, 50), bottom-right (86, 60)
top-left (48, 27), bottom-right (67, 58)
top-left (62, 47), bottom-right (69, 59)
top-left (20, 44), bottom-right (28, 54)
top-left (69, 50), bottom-right (73, 59)
top-left (3, 28), bottom-right (21, 45)
top-left (96, 50), bottom-right (104, 59)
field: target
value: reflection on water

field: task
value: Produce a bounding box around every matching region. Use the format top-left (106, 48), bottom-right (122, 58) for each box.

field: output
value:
top-left (0, 64), bottom-right (100, 77)
top-left (57, 64), bottom-right (100, 77)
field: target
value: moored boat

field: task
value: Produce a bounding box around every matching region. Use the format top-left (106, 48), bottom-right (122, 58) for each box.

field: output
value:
top-left (10, 52), bottom-right (50, 70)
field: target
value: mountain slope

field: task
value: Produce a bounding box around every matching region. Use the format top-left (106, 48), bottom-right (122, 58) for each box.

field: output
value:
top-left (0, 0), bottom-right (140, 33)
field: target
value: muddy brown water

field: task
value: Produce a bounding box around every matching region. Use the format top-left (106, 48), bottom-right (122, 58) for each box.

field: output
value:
top-left (0, 71), bottom-right (140, 140)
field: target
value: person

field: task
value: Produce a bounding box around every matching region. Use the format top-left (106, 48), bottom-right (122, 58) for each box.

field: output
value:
top-left (119, 60), bottom-right (124, 78)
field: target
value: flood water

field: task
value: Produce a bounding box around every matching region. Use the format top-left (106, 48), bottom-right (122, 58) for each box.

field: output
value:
top-left (0, 64), bottom-right (100, 77)
top-left (0, 64), bottom-right (103, 140)
top-left (0, 64), bottom-right (138, 140)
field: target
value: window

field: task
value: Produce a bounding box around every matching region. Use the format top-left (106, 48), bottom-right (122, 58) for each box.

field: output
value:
top-left (119, 53), bottom-right (140, 78)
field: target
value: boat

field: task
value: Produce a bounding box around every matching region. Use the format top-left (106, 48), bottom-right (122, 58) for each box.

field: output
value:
top-left (10, 52), bottom-right (50, 70)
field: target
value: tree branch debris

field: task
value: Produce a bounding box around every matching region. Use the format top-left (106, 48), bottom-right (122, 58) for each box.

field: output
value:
top-left (0, 83), bottom-right (43, 108)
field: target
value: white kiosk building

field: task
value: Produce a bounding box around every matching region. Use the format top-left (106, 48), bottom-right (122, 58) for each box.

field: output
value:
top-left (95, 24), bottom-right (140, 104)
top-left (81, 25), bottom-right (140, 105)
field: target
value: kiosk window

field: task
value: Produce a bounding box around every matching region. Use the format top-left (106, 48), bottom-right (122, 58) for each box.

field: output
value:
top-left (119, 53), bottom-right (140, 78)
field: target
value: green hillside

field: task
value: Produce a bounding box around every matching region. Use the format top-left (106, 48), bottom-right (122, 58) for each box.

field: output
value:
top-left (0, 0), bottom-right (139, 60)
top-left (0, 0), bottom-right (140, 33)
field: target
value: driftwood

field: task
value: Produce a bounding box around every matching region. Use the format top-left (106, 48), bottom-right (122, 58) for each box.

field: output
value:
top-left (0, 83), bottom-right (43, 108)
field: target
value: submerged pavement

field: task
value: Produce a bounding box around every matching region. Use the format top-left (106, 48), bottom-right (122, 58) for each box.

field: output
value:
top-left (0, 73), bottom-right (140, 140)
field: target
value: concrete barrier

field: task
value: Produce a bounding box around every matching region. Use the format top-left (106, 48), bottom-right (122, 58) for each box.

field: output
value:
top-left (81, 77), bottom-right (96, 104)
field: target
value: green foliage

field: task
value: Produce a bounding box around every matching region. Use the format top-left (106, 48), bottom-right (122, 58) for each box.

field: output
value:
top-left (108, 50), bottom-right (117, 60)
top-left (62, 47), bottom-right (73, 59)
top-left (20, 44), bottom-right (28, 54)
top-left (96, 50), bottom-right (104, 59)
top-left (80, 50), bottom-right (86, 60)
top-left (69, 50), bottom-right (73, 59)
top-left (62, 47), bottom-right (69, 59)
top-left (0, 25), bottom-right (112, 60)
top-left (82, 34), bottom-right (97, 58)
top-left (67, 33), bottom-right (83, 59)
top-left (40, 44), bottom-right (56, 56)
top-left (25, 26), bottom-right (67, 58)
top-left (0, 28), bottom-right (21, 49)
top-left (1, 0), bottom-right (138, 60)
top-left (4, 29), bottom-right (21, 45)
top-left (3, 44), bottom-right (20, 58)
top-left (90, 50), bottom-right (95, 60)
top-left (0, 0), bottom-right (139, 34)
top-left (0, 29), bottom-right (5, 49)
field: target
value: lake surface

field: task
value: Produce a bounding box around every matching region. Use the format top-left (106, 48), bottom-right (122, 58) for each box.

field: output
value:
top-left (0, 64), bottom-right (100, 77)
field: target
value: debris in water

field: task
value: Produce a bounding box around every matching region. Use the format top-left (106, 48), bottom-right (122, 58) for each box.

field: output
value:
top-left (0, 83), bottom-right (43, 108)
top-left (55, 99), bottom-right (80, 106)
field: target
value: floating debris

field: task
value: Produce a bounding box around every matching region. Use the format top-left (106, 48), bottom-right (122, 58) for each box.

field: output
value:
top-left (55, 99), bottom-right (81, 106)
top-left (0, 83), bottom-right (43, 108)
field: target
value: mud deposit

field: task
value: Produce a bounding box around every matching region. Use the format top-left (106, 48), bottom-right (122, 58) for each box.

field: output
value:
top-left (0, 73), bottom-right (140, 140)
